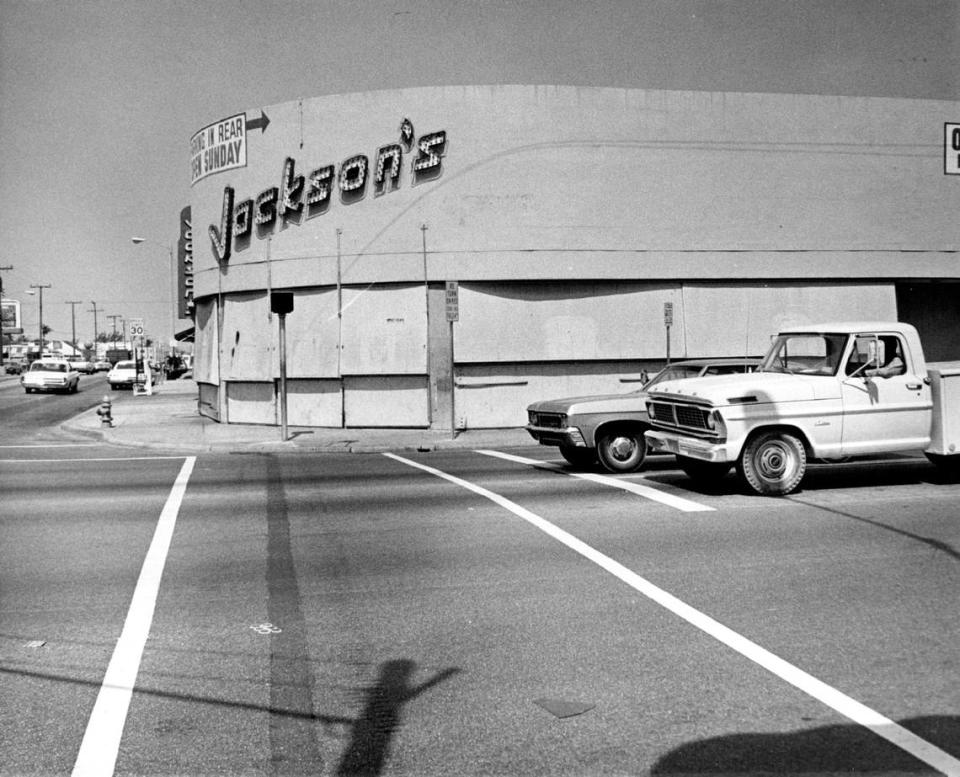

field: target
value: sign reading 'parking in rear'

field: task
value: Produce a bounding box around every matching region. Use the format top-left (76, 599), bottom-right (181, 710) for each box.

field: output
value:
top-left (191, 114), bottom-right (247, 185)
top-left (946, 123), bottom-right (960, 175)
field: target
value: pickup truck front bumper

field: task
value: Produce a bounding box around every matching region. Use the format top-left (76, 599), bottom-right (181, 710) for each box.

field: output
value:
top-left (645, 429), bottom-right (737, 463)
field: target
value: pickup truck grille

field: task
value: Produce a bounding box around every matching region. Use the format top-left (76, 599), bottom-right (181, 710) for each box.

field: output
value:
top-left (647, 400), bottom-right (716, 437)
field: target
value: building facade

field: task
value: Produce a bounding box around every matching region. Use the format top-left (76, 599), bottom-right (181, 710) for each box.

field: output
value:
top-left (189, 85), bottom-right (959, 429)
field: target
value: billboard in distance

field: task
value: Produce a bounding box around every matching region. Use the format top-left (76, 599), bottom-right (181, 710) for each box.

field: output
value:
top-left (1, 298), bottom-right (22, 333)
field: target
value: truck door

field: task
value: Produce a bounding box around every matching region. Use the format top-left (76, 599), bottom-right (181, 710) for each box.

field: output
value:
top-left (840, 334), bottom-right (931, 455)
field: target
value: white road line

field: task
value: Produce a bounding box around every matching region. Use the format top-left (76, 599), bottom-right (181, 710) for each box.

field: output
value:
top-left (0, 444), bottom-right (99, 448)
top-left (475, 449), bottom-right (714, 512)
top-left (71, 456), bottom-right (196, 777)
top-left (384, 452), bottom-right (960, 777)
top-left (1, 456), bottom-right (187, 463)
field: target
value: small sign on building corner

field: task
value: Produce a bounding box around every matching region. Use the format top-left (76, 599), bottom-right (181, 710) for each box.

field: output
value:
top-left (945, 123), bottom-right (960, 175)
top-left (445, 281), bottom-right (459, 322)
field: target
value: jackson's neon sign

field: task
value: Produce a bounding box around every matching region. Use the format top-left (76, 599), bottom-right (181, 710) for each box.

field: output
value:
top-left (209, 120), bottom-right (446, 263)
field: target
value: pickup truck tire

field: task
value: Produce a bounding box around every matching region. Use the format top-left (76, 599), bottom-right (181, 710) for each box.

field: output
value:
top-left (559, 445), bottom-right (597, 469)
top-left (739, 431), bottom-right (806, 496)
top-left (596, 427), bottom-right (647, 473)
top-left (678, 457), bottom-right (731, 488)
top-left (925, 453), bottom-right (960, 480)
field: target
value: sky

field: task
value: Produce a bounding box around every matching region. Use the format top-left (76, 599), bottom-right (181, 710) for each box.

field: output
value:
top-left (1, 0), bottom-right (957, 347)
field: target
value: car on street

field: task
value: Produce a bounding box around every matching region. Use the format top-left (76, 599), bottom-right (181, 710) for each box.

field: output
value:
top-left (93, 359), bottom-right (112, 372)
top-left (4, 358), bottom-right (26, 375)
top-left (67, 356), bottom-right (96, 374)
top-left (526, 357), bottom-right (760, 473)
top-left (108, 359), bottom-right (150, 389)
top-left (21, 358), bottom-right (81, 393)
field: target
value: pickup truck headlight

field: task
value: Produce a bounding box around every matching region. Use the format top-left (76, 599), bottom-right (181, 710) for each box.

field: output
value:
top-left (705, 410), bottom-right (726, 437)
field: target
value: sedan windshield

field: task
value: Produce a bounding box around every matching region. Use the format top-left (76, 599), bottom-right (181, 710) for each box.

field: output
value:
top-left (761, 333), bottom-right (848, 376)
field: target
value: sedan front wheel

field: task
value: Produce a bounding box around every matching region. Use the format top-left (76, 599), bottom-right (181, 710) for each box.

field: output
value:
top-left (596, 426), bottom-right (647, 473)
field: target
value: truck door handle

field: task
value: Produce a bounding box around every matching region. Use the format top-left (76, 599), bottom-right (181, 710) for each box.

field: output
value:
top-left (906, 382), bottom-right (922, 390)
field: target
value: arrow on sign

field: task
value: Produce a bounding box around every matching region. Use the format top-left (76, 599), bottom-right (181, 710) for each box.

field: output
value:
top-left (247, 111), bottom-right (270, 133)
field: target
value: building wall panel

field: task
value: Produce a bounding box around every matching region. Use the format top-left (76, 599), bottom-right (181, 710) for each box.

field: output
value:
top-left (343, 376), bottom-right (429, 427)
top-left (340, 285), bottom-right (427, 374)
top-left (455, 282), bottom-right (682, 362)
top-left (225, 382), bottom-right (275, 424)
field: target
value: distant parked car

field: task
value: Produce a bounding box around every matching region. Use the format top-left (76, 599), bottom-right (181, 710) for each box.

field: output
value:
top-left (4, 358), bottom-right (25, 375)
top-left (67, 356), bottom-right (95, 374)
top-left (108, 360), bottom-right (150, 390)
top-left (93, 360), bottom-right (112, 372)
top-left (108, 360), bottom-right (137, 389)
top-left (526, 358), bottom-right (761, 473)
top-left (21, 358), bottom-right (81, 394)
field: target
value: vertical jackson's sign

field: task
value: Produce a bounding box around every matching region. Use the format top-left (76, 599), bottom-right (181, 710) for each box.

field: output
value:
top-left (204, 117), bottom-right (446, 264)
top-left (191, 114), bottom-right (247, 184)
top-left (177, 207), bottom-right (194, 319)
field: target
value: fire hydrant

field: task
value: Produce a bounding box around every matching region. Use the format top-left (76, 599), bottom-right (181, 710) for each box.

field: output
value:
top-left (97, 395), bottom-right (113, 427)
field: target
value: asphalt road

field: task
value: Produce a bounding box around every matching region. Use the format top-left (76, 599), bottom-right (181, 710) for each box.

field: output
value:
top-left (1, 393), bottom-right (959, 776)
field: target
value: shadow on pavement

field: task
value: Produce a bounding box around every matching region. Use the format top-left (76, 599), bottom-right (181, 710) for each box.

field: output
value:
top-left (651, 715), bottom-right (960, 775)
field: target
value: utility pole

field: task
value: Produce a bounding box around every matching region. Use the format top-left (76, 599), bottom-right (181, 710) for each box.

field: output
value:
top-left (29, 284), bottom-right (51, 357)
top-left (65, 300), bottom-right (82, 354)
top-left (89, 301), bottom-right (99, 356)
top-left (107, 314), bottom-right (121, 343)
top-left (0, 264), bottom-right (11, 368)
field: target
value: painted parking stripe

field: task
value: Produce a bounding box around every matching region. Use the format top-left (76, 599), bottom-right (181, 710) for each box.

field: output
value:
top-left (71, 456), bottom-right (196, 777)
top-left (475, 449), bottom-right (714, 512)
top-left (384, 452), bottom-right (960, 777)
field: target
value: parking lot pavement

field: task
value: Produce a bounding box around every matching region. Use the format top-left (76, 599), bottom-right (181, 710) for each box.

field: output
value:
top-left (61, 378), bottom-right (533, 454)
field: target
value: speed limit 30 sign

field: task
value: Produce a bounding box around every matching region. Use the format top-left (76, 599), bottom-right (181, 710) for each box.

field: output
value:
top-left (130, 318), bottom-right (145, 338)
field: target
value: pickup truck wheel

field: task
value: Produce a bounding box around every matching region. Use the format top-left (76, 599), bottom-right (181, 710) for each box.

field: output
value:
top-left (678, 457), bottom-right (731, 488)
top-left (559, 445), bottom-right (597, 469)
top-left (925, 453), bottom-right (960, 481)
top-left (739, 431), bottom-right (806, 496)
top-left (596, 427), bottom-right (647, 473)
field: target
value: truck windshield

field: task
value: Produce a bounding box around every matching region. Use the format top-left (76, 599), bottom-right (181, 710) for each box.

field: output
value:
top-left (760, 333), bottom-right (848, 376)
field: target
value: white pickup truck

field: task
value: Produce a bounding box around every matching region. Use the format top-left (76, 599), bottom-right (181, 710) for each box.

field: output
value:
top-left (645, 322), bottom-right (960, 495)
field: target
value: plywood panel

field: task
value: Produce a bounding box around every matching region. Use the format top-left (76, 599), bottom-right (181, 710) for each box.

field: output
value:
top-left (340, 285), bottom-right (427, 374)
top-left (286, 379), bottom-right (342, 427)
top-left (283, 289), bottom-right (340, 378)
top-left (343, 375), bottom-right (429, 427)
top-left (682, 283), bottom-right (898, 356)
top-left (455, 282), bottom-right (681, 362)
top-left (221, 293), bottom-right (272, 381)
top-left (194, 299), bottom-right (219, 384)
top-left (225, 381), bottom-right (276, 424)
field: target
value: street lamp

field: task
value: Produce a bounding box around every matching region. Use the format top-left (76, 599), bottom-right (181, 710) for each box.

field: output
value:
top-left (26, 283), bottom-right (51, 358)
top-left (131, 236), bottom-right (176, 353)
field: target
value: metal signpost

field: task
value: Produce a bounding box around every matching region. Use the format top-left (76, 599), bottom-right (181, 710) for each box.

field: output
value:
top-left (130, 318), bottom-right (150, 395)
top-left (664, 301), bottom-right (673, 365)
top-left (445, 281), bottom-right (459, 437)
top-left (271, 292), bottom-right (294, 441)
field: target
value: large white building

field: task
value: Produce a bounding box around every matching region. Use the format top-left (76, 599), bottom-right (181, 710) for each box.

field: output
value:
top-left (189, 85), bottom-right (959, 429)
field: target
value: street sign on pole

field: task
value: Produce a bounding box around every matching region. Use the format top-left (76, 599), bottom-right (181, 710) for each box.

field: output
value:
top-left (129, 318), bottom-right (145, 338)
top-left (445, 281), bottom-right (459, 322)
top-left (664, 301), bottom-right (673, 364)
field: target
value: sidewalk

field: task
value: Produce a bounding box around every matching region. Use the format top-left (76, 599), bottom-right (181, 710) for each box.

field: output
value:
top-left (62, 379), bottom-right (534, 454)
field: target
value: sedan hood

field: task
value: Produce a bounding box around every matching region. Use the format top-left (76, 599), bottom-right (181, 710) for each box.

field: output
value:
top-left (647, 371), bottom-right (841, 407)
top-left (528, 391), bottom-right (646, 415)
